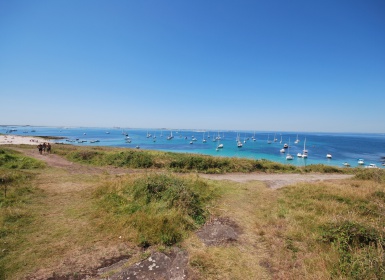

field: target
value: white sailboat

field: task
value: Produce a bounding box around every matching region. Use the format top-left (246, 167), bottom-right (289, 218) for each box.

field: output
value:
top-left (286, 138), bottom-right (293, 160)
top-left (167, 131), bottom-right (173, 140)
top-left (294, 134), bottom-right (300, 144)
top-left (236, 133), bottom-right (243, 148)
top-left (302, 138), bottom-right (308, 158)
top-left (267, 134), bottom-right (272, 144)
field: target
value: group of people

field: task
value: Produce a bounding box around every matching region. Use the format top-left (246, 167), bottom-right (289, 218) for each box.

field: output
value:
top-left (37, 142), bottom-right (51, 154)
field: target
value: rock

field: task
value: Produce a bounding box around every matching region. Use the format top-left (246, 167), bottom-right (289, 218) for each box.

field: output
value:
top-left (196, 217), bottom-right (239, 246)
top-left (110, 248), bottom-right (188, 280)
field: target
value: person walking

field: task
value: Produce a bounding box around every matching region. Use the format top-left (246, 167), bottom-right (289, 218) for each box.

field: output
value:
top-left (37, 143), bottom-right (43, 154)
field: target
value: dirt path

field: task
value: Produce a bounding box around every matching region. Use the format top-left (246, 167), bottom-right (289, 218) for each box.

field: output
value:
top-left (200, 173), bottom-right (354, 189)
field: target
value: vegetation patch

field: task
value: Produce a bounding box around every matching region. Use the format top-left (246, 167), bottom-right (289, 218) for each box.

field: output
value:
top-left (52, 145), bottom-right (314, 173)
top-left (0, 148), bottom-right (45, 169)
top-left (0, 169), bottom-right (41, 279)
top-left (271, 179), bottom-right (385, 279)
top-left (320, 221), bottom-right (385, 278)
top-left (354, 168), bottom-right (385, 183)
top-left (94, 173), bottom-right (219, 247)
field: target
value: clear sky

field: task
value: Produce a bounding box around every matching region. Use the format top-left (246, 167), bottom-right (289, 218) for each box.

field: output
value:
top-left (1, 0), bottom-right (384, 133)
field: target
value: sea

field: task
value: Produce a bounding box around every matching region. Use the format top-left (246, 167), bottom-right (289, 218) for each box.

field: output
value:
top-left (2, 125), bottom-right (385, 169)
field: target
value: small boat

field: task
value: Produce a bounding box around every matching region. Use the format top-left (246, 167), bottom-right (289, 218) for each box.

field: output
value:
top-left (190, 141), bottom-right (193, 144)
top-left (358, 159), bottom-right (364, 165)
top-left (167, 131), bottom-right (174, 140)
top-left (326, 154), bottom-right (332, 159)
top-left (294, 134), bottom-right (300, 144)
top-left (283, 143), bottom-right (288, 149)
top-left (303, 138), bottom-right (308, 155)
top-left (343, 162), bottom-right (351, 167)
top-left (280, 148), bottom-right (285, 153)
top-left (105, 132), bottom-right (110, 134)
top-left (267, 134), bottom-right (272, 144)
top-left (297, 153), bottom-right (302, 158)
top-left (286, 138), bottom-right (293, 160)
top-left (236, 133), bottom-right (243, 147)
top-left (135, 146), bottom-right (140, 149)
top-left (365, 163), bottom-right (378, 169)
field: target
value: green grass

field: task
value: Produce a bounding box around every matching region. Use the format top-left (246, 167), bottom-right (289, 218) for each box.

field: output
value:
top-left (94, 173), bottom-right (219, 247)
top-left (0, 148), bottom-right (45, 169)
top-left (0, 148), bottom-right (46, 279)
top-left (52, 144), bottom-right (351, 174)
top-left (271, 175), bottom-right (385, 279)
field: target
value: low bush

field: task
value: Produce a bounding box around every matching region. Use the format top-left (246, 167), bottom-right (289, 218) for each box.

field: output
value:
top-left (95, 173), bottom-right (218, 246)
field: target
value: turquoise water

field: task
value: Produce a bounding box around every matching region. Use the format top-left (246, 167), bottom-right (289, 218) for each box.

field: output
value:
top-left (2, 126), bottom-right (385, 168)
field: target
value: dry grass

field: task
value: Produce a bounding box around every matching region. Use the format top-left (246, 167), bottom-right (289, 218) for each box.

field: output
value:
top-left (1, 145), bottom-right (384, 279)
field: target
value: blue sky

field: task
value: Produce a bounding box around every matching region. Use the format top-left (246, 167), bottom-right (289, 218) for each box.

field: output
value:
top-left (1, 0), bottom-right (384, 133)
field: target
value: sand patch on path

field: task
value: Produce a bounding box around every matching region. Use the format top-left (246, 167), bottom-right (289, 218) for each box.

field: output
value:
top-left (200, 173), bottom-right (354, 189)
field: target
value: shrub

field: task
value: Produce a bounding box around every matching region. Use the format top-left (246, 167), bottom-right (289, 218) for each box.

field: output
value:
top-left (95, 173), bottom-right (218, 246)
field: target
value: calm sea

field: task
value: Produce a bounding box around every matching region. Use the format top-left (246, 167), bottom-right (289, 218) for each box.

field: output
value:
top-left (2, 126), bottom-right (385, 168)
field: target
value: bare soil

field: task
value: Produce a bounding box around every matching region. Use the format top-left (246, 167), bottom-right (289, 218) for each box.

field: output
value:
top-left (200, 173), bottom-right (354, 189)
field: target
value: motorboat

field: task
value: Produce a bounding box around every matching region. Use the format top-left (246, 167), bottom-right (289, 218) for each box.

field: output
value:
top-left (280, 148), bottom-right (285, 153)
top-left (297, 153), bottom-right (302, 158)
top-left (283, 143), bottom-right (288, 148)
top-left (217, 143), bottom-right (224, 149)
top-left (326, 154), bottom-right (332, 159)
top-left (343, 162), bottom-right (350, 167)
top-left (358, 159), bottom-right (364, 165)
top-left (365, 164), bottom-right (378, 168)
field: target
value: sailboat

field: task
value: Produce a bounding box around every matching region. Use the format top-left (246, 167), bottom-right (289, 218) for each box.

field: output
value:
top-left (267, 134), bottom-right (272, 144)
top-left (167, 131), bottom-right (173, 140)
top-left (202, 132), bottom-right (207, 143)
top-left (294, 134), bottom-right (300, 144)
top-left (286, 138), bottom-right (293, 160)
top-left (273, 133), bottom-right (278, 142)
top-left (302, 138), bottom-right (308, 158)
top-left (236, 133), bottom-right (243, 148)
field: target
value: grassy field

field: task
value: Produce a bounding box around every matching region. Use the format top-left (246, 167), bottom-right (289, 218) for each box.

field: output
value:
top-left (0, 145), bottom-right (384, 279)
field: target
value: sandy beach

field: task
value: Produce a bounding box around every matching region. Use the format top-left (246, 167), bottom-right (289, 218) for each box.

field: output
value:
top-left (0, 134), bottom-right (52, 145)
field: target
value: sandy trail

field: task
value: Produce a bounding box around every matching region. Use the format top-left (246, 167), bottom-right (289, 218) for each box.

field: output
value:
top-left (200, 173), bottom-right (354, 189)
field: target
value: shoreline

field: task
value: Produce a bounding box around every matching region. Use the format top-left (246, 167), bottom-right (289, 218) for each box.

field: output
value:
top-left (0, 134), bottom-right (53, 145)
